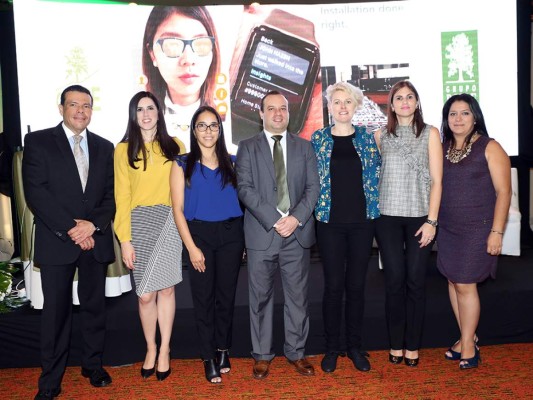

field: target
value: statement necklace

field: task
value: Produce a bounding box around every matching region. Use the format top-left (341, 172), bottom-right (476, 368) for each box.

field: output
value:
top-left (446, 134), bottom-right (477, 163)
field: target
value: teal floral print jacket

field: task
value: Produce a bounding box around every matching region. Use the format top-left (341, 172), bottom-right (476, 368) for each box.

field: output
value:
top-left (311, 125), bottom-right (381, 222)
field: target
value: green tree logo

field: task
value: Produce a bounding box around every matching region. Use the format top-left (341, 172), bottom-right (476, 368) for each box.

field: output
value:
top-left (445, 33), bottom-right (474, 83)
top-left (441, 30), bottom-right (479, 102)
top-left (65, 47), bottom-right (89, 82)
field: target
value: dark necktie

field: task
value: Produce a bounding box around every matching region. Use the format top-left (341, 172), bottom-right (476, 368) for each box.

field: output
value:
top-left (73, 135), bottom-right (88, 191)
top-left (271, 135), bottom-right (290, 213)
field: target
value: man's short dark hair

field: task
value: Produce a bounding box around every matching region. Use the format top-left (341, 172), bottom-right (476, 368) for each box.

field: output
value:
top-left (260, 90), bottom-right (283, 112)
top-left (60, 85), bottom-right (93, 106)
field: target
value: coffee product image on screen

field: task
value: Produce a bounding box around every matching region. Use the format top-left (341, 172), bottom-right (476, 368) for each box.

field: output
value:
top-left (230, 24), bottom-right (320, 143)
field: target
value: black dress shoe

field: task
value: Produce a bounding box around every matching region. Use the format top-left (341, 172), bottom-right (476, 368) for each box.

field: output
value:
top-left (321, 351), bottom-right (346, 373)
top-left (81, 367), bottom-right (112, 387)
top-left (347, 350), bottom-right (371, 372)
top-left (34, 388), bottom-right (61, 400)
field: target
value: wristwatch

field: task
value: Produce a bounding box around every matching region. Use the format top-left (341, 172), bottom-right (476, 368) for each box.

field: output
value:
top-left (230, 8), bottom-right (321, 144)
top-left (426, 219), bottom-right (438, 227)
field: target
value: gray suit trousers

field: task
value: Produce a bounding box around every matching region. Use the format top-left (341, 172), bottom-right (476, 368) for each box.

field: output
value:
top-left (247, 233), bottom-right (310, 361)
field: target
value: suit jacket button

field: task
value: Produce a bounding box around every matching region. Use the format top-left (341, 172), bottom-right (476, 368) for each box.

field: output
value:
top-left (274, 187), bottom-right (277, 191)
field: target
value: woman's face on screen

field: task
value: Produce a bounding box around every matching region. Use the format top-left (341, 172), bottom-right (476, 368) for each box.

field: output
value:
top-left (150, 13), bottom-right (213, 106)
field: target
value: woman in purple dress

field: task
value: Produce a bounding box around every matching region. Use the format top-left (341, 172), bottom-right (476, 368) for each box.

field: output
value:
top-left (438, 94), bottom-right (511, 369)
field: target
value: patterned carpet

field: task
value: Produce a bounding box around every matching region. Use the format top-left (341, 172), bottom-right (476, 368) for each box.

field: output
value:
top-left (2, 344), bottom-right (532, 399)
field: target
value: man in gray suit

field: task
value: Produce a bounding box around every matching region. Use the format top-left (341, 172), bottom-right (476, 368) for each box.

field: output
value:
top-left (236, 91), bottom-right (320, 379)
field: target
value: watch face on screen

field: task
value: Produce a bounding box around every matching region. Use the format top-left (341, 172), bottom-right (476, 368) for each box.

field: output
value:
top-left (230, 25), bottom-right (320, 143)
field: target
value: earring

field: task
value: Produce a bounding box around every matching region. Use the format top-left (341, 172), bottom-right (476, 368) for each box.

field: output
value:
top-left (153, 61), bottom-right (158, 67)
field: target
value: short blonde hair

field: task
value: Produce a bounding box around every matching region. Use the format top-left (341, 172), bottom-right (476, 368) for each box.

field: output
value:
top-left (325, 81), bottom-right (364, 109)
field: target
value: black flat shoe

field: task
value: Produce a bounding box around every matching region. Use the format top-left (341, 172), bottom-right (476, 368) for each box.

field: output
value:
top-left (321, 351), bottom-right (346, 373)
top-left (216, 349), bottom-right (231, 374)
top-left (347, 349), bottom-right (371, 372)
top-left (203, 359), bottom-right (221, 384)
top-left (389, 353), bottom-right (404, 364)
top-left (404, 357), bottom-right (419, 367)
top-left (156, 351), bottom-right (171, 381)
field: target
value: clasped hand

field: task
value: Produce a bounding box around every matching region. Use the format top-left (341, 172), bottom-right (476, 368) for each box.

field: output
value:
top-left (274, 215), bottom-right (299, 238)
top-left (68, 219), bottom-right (96, 250)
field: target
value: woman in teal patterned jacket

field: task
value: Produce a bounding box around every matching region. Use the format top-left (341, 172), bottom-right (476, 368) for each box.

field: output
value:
top-left (311, 81), bottom-right (380, 374)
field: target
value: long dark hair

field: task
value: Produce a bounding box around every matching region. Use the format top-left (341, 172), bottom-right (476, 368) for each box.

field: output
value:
top-left (184, 105), bottom-right (236, 188)
top-left (142, 6), bottom-right (220, 109)
top-left (386, 80), bottom-right (425, 138)
top-left (441, 93), bottom-right (488, 149)
top-left (120, 91), bottom-right (181, 170)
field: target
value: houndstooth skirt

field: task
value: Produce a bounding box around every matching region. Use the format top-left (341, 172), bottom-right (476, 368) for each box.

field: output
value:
top-left (131, 204), bottom-right (182, 296)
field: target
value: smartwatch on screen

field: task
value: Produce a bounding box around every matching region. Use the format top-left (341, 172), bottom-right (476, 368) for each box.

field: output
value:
top-left (230, 9), bottom-right (320, 144)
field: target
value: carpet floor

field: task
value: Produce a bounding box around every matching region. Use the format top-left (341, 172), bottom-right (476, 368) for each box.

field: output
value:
top-left (2, 344), bottom-right (532, 399)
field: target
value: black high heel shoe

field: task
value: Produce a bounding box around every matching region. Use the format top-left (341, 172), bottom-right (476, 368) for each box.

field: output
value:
top-left (140, 365), bottom-right (155, 379)
top-left (216, 349), bottom-right (231, 374)
top-left (445, 336), bottom-right (479, 361)
top-left (460, 346), bottom-right (481, 370)
top-left (203, 359), bottom-right (221, 384)
top-left (156, 351), bottom-right (171, 381)
top-left (388, 353), bottom-right (404, 365)
top-left (404, 356), bottom-right (419, 367)
top-left (140, 350), bottom-right (158, 379)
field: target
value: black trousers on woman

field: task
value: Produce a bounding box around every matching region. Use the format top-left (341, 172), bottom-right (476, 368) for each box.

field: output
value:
top-left (375, 215), bottom-right (433, 351)
top-left (185, 217), bottom-right (245, 361)
top-left (317, 220), bottom-right (375, 352)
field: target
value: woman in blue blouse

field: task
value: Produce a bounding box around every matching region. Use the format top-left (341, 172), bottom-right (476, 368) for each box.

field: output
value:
top-left (170, 106), bottom-right (244, 384)
top-left (311, 81), bottom-right (380, 374)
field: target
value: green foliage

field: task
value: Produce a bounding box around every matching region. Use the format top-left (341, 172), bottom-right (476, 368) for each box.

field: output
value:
top-left (0, 261), bottom-right (28, 313)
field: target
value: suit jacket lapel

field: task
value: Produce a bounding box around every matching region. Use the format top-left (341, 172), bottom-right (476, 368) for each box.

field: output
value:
top-left (53, 124), bottom-right (79, 174)
top-left (285, 133), bottom-right (297, 187)
top-left (258, 132), bottom-right (276, 183)
top-left (86, 130), bottom-right (98, 190)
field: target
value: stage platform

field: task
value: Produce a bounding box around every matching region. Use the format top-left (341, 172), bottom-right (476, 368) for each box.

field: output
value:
top-left (1, 247), bottom-right (532, 369)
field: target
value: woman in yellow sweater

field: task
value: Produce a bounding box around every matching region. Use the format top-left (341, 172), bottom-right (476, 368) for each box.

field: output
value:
top-left (114, 91), bottom-right (184, 381)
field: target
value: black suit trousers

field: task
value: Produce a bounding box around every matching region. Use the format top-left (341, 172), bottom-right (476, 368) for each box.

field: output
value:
top-left (38, 250), bottom-right (107, 390)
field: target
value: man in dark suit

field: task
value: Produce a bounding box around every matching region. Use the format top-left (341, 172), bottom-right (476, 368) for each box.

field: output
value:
top-left (236, 91), bottom-right (320, 379)
top-left (22, 85), bottom-right (115, 400)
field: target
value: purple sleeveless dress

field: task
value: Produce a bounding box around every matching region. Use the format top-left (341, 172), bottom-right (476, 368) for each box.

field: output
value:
top-left (437, 136), bottom-right (497, 283)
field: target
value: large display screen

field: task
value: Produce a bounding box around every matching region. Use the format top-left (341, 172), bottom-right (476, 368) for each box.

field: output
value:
top-left (13, 0), bottom-right (519, 155)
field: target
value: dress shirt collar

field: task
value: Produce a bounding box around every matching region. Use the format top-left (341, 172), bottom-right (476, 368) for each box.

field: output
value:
top-left (62, 122), bottom-right (87, 140)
